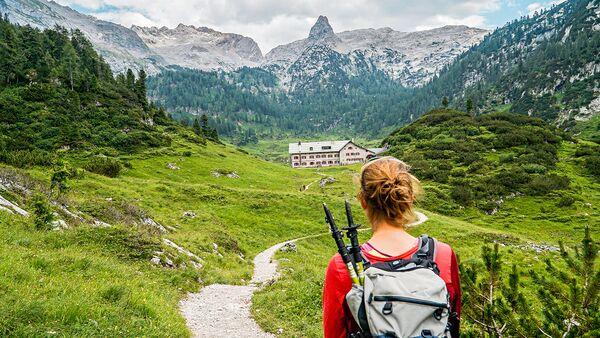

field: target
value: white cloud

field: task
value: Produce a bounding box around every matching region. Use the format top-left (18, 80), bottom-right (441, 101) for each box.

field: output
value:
top-left (527, 2), bottom-right (544, 15)
top-left (55, 0), bottom-right (503, 53)
top-left (527, 0), bottom-right (566, 16)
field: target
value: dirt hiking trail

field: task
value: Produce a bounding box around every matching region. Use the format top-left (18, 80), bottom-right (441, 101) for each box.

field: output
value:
top-left (180, 212), bottom-right (428, 337)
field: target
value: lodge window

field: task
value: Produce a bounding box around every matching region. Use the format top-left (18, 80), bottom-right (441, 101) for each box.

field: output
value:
top-left (293, 156), bottom-right (298, 159)
top-left (302, 156), bottom-right (306, 159)
top-left (316, 155), bottom-right (320, 158)
top-left (309, 155), bottom-right (314, 159)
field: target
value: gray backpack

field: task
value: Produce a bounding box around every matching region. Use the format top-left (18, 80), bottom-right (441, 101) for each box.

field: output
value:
top-left (345, 235), bottom-right (452, 338)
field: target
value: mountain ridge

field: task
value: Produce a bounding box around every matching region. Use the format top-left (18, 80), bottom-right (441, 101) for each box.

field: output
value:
top-left (0, 1), bottom-right (488, 89)
top-left (263, 16), bottom-right (488, 88)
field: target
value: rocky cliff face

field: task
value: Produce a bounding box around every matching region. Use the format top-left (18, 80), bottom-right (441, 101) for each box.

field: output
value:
top-left (132, 24), bottom-right (263, 71)
top-left (264, 16), bottom-right (488, 89)
top-left (0, 0), bottom-right (164, 73)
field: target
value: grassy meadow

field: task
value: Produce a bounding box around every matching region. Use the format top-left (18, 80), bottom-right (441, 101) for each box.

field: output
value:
top-left (0, 133), bottom-right (368, 336)
top-left (0, 128), bottom-right (597, 337)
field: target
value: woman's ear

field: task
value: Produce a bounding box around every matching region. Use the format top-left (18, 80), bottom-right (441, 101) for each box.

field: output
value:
top-left (360, 195), bottom-right (367, 210)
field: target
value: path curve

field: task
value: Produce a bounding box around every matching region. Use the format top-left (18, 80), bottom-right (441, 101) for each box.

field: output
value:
top-left (180, 212), bottom-right (428, 337)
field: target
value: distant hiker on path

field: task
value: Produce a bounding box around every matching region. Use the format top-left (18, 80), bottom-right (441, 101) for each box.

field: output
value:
top-left (322, 157), bottom-right (461, 337)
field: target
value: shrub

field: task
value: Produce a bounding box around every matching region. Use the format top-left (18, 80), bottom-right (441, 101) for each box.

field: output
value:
top-left (451, 185), bottom-right (474, 205)
top-left (584, 156), bottom-right (600, 176)
top-left (182, 150), bottom-right (193, 157)
top-left (556, 195), bottom-right (576, 208)
top-left (50, 160), bottom-right (71, 196)
top-left (575, 144), bottom-right (599, 157)
top-left (84, 157), bottom-right (123, 178)
top-left (527, 174), bottom-right (570, 195)
top-left (0, 149), bottom-right (55, 168)
top-left (522, 163), bottom-right (547, 174)
top-left (450, 169), bottom-right (467, 178)
top-left (30, 193), bottom-right (53, 230)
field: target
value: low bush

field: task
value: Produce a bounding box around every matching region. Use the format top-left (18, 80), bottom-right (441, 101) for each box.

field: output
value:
top-left (29, 193), bottom-right (53, 230)
top-left (0, 149), bottom-right (55, 168)
top-left (527, 174), bottom-right (570, 195)
top-left (556, 195), bottom-right (576, 207)
top-left (451, 185), bottom-right (474, 206)
top-left (83, 157), bottom-right (123, 178)
top-left (522, 163), bottom-right (547, 174)
top-left (584, 156), bottom-right (600, 176)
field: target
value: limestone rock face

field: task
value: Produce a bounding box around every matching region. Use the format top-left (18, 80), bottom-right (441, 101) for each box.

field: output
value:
top-left (132, 24), bottom-right (263, 71)
top-left (264, 16), bottom-right (488, 89)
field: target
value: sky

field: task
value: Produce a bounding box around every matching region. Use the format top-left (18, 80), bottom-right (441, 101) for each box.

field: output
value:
top-left (56, 0), bottom-right (566, 53)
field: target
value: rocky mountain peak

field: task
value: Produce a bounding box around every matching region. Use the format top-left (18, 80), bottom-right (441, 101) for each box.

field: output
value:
top-left (308, 15), bottom-right (338, 43)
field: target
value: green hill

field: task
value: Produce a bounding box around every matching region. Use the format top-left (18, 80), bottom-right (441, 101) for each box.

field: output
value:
top-left (0, 16), bottom-right (174, 167)
top-left (417, 0), bottom-right (600, 130)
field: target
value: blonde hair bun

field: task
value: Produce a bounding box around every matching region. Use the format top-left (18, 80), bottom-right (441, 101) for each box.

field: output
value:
top-left (359, 157), bottom-right (420, 227)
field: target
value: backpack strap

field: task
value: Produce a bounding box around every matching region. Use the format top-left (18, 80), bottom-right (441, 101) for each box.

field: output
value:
top-left (412, 234), bottom-right (437, 261)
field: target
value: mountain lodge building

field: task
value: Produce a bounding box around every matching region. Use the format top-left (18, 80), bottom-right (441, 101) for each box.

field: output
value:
top-left (288, 140), bottom-right (385, 168)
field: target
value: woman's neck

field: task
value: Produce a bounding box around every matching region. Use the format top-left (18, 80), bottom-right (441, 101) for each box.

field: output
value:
top-left (369, 220), bottom-right (416, 257)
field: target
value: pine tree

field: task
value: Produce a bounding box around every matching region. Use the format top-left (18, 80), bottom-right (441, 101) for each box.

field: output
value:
top-left (442, 96), bottom-right (449, 108)
top-left (531, 227), bottom-right (599, 337)
top-left (200, 114), bottom-right (210, 136)
top-left (50, 159), bottom-right (70, 197)
top-left (462, 229), bottom-right (599, 337)
top-left (61, 41), bottom-right (79, 90)
top-left (192, 118), bottom-right (202, 136)
top-left (136, 69), bottom-right (147, 107)
top-left (466, 98), bottom-right (474, 114)
top-left (126, 68), bottom-right (135, 90)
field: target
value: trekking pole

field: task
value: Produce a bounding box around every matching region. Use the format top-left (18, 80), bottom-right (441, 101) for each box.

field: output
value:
top-left (323, 203), bottom-right (360, 286)
top-left (344, 200), bottom-right (365, 286)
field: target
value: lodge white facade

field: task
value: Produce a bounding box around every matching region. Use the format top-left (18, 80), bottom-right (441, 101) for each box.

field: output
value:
top-left (288, 140), bottom-right (384, 168)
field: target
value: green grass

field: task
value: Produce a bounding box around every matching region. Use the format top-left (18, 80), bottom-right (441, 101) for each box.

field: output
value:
top-left (573, 114), bottom-right (600, 143)
top-left (0, 214), bottom-right (193, 337)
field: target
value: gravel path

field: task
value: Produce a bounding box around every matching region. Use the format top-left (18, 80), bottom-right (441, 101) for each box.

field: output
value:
top-left (180, 212), bottom-right (428, 337)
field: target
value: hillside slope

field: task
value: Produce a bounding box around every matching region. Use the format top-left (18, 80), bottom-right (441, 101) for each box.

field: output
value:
top-left (413, 0), bottom-right (600, 128)
top-left (0, 17), bottom-right (173, 167)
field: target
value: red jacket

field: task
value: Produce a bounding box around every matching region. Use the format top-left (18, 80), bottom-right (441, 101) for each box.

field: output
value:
top-left (322, 240), bottom-right (461, 338)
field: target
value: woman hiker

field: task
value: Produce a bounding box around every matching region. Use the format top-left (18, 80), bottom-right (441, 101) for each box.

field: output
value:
top-left (322, 156), bottom-right (461, 337)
